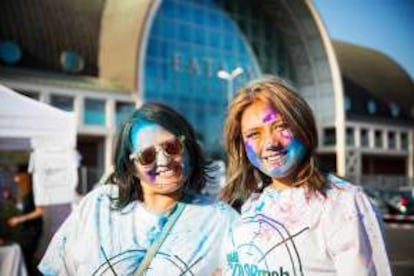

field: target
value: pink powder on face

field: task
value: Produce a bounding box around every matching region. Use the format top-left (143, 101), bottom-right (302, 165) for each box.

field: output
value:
top-left (262, 111), bottom-right (279, 123)
top-left (262, 111), bottom-right (293, 143)
top-left (279, 129), bottom-right (293, 141)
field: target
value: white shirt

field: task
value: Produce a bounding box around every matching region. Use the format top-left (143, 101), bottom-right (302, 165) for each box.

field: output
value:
top-left (38, 184), bottom-right (239, 275)
top-left (224, 174), bottom-right (391, 276)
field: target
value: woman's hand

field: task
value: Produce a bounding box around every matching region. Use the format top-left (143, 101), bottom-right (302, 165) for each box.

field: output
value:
top-left (7, 216), bottom-right (25, 227)
top-left (7, 206), bottom-right (44, 228)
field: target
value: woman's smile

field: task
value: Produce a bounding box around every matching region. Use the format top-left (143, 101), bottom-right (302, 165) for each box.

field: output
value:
top-left (262, 151), bottom-right (287, 167)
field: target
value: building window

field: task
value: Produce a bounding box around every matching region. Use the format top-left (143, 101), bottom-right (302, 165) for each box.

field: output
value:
top-left (16, 89), bottom-right (40, 100)
top-left (400, 132), bottom-right (408, 150)
top-left (323, 128), bottom-right (336, 146)
top-left (388, 131), bottom-right (396, 149)
top-left (389, 102), bottom-right (399, 118)
top-left (115, 102), bottom-right (135, 127)
top-left (367, 100), bottom-right (377, 114)
top-left (345, 95), bottom-right (351, 112)
top-left (360, 128), bottom-right (369, 147)
top-left (374, 130), bottom-right (383, 148)
top-left (346, 128), bottom-right (354, 146)
top-left (50, 94), bottom-right (74, 111)
top-left (84, 98), bottom-right (105, 126)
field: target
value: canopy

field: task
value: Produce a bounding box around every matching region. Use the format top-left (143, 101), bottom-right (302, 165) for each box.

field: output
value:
top-left (0, 84), bottom-right (78, 205)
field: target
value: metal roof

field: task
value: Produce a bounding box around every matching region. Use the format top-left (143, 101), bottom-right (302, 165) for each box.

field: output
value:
top-left (333, 40), bottom-right (414, 123)
top-left (0, 0), bottom-right (104, 76)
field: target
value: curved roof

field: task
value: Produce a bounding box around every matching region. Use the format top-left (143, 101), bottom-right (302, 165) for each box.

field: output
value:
top-left (333, 41), bottom-right (414, 122)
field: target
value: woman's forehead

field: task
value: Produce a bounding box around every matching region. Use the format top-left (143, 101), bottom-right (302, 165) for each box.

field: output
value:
top-left (241, 101), bottom-right (282, 129)
top-left (130, 120), bottom-right (174, 150)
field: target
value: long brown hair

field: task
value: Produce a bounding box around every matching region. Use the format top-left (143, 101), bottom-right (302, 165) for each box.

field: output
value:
top-left (221, 76), bottom-right (326, 204)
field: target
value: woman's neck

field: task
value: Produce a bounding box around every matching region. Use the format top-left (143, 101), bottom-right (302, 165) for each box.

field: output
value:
top-left (142, 191), bottom-right (182, 214)
top-left (271, 177), bottom-right (295, 191)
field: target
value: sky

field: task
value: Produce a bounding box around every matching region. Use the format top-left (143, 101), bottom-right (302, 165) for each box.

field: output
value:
top-left (313, 0), bottom-right (414, 78)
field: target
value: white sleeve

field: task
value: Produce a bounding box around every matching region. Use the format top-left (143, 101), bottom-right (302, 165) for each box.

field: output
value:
top-left (37, 204), bottom-right (82, 275)
top-left (326, 189), bottom-right (392, 276)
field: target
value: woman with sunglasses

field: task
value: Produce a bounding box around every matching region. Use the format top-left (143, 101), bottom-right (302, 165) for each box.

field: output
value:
top-left (39, 103), bottom-right (238, 275)
top-left (221, 76), bottom-right (391, 275)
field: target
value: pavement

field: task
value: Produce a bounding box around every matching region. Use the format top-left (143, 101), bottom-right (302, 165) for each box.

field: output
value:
top-left (386, 223), bottom-right (414, 275)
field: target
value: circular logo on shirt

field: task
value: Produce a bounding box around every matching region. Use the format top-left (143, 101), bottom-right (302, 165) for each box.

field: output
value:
top-left (92, 249), bottom-right (205, 275)
top-left (227, 214), bottom-right (308, 276)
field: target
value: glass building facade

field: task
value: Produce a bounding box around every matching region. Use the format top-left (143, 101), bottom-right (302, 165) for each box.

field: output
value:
top-left (144, 0), bottom-right (291, 154)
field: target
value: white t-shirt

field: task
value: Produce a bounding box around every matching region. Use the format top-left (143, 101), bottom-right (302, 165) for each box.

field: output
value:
top-left (224, 174), bottom-right (391, 276)
top-left (38, 184), bottom-right (239, 275)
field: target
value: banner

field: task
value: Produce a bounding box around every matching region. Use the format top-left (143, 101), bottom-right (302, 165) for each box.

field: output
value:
top-left (29, 149), bottom-right (79, 206)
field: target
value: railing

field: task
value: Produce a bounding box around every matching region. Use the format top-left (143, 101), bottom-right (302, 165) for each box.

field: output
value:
top-left (361, 175), bottom-right (414, 190)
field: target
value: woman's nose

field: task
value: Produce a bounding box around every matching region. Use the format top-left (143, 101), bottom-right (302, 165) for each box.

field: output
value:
top-left (155, 149), bottom-right (171, 166)
top-left (263, 131), bottom-right (281, 150)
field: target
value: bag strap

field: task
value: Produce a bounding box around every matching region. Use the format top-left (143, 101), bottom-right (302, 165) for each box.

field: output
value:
top-left (135, 202), bottom-right (186, 275)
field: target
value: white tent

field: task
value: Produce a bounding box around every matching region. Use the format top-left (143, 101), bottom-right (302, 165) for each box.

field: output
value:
top-left (0, 83), bottom-right (78, 205)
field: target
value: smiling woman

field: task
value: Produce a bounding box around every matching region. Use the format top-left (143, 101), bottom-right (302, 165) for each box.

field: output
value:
top-left (221, 76), bottom-right (392, 275)
top-left (38, 103), bottom-right (239, 275)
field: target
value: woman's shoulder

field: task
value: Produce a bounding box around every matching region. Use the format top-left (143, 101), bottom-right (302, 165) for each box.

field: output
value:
top-left (188, 193), bottom-right (239, 220)
top-left (324, 174), bottom-right (363, 198)
top-left (80, 184), bottom-right (118, 201)
top-left (323, 174), bottom-right (370, 218)
top-left (74, 184), bottom-right (119, 214)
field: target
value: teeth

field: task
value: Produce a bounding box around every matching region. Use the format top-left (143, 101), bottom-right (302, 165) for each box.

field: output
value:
top-left (264, 154), bottom-right (286, 165)
top-left (266, 155), bottom-right (282, 162)
top-left (159, 169), bottom-right (175, 177)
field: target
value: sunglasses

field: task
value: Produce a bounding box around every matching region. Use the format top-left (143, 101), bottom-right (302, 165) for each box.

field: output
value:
top-left (129, 136), bottom-right (185, 166)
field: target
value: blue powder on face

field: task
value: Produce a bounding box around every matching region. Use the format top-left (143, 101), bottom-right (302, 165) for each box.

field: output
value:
top-left (267, 138), bottom-right (306, 178)
top-left (245, 137), bottom-right (307, 179)
top-left (130, 118), bottom-right (156, 152)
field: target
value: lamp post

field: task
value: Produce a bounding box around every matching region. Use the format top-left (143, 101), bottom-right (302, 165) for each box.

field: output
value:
top-left (217, 66), bottom-right (244, 105)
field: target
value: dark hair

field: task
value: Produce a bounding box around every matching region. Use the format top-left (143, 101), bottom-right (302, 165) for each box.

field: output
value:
top-left (108, 102), bottom-right (209, 208)
top-left (16, 164), bottom-right (28, 174)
